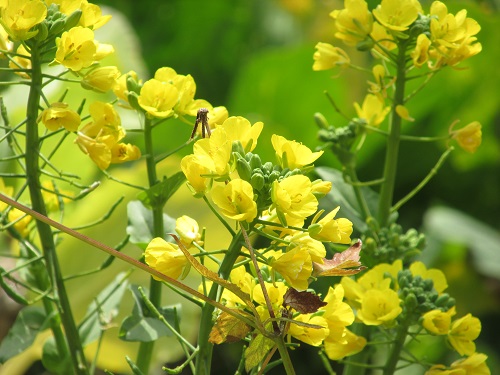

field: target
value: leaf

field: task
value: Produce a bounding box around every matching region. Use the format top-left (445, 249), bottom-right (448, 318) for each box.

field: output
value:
top-left (282, 288), bottom-right (326, 314)
top-left (137, 172), bottom-right (186, 209)
top-left (126, 200), bottom-right (176, 249)
top-left (41, 337), bottom-right (73, 375)
top-left (0, 306), bottom-right (47, 363)
top-left (78, 272), bottom-right (129, 347)
top-left (119, 284), bottom-right (180, 342)
top-left (244, 333), bottom-right (275, 373)
top-left (209, 311), bottom-right (251, 344)
top-left (313, 240), bottom-right (366, 277)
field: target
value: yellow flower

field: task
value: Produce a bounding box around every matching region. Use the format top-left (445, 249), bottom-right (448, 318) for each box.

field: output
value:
top-left (311, 179), bottom-right (332, 197)
top-left (0, 24), bottom-right (14, 58)
top-left (55, 26), bottom-right (97, 71)
top-left (207, 106), bottom-right (229, 128)
top-left (449, 353), bottom-right (490, 375)
top-left (81, 66), bottom-right (121, 93)
top-left (410, 261), bottom-right (448, 294)
top-left (330, 0), bottom-right (373, 46)
top-left (271, 175), bottom-right (318, 220)
top-left (211, 179), bottom-right (257, 223)
top-left (356, 288), bottom-right (402, 325)
top-left (411, 34), bottom-right (432, 68)
top-left (0, 178), bottom-right (14, 212)
top-left (9, 44), bottom-right (31, 79)
top-left (288, 314), bottom-right (329, 346)
top-left (138, 78), bottom-right (179, 118)
top-left (354, 94), bottom-right (390, 127)
top-left (270, 246), bottom-right (312, 290)
top-left (193, 127), bottom-right (232, 177)
top-left (175, 215), bottom-right (202, 248)
top-left (253, 281), bottom-right (288, 308)
top-left (395, 105), bottom-right (415, 122)
top-left (324, 328), bottom-right (366, 360)
top-left (180, 154), bottom-right (212, 197)
top-left (113, 70), bottom-right (139, 104)
top-left (271, 134), bottom-right (323, 169)
top-left (75, 134), bottom-right (112, 170)
top-left (41, 180), bottom-right (72, 212)
top-left (451, 121), bottom-right (482, 153)
top-left (312, 42), bottom-right (350, 71)
top-left (145, 237), bottom-right (188, 280)
top-left (373, 0), bottom-right (422, 32)
top-left (422, 307), bottom-right (456, 335)
top-left (110, 143), bottom-right (141, 164)
top-left (448, 313), bottom-right (481, 356)
top-left (286, 233), bottom-right (326, 263)
top-left (0, 0), bottom-right (47, 41)
top-left (8, 207), bottom-right (32, 237)
top-left (79, 1), bottom-right (112, 30)
top-left (370, 22), bottom-right (396, 55)
top-left (309, 207), bottom-right (353, 244)
top-left (40, 103), bottom-right (80, 132)
top-left (216, 116), bottom-right (264, 153)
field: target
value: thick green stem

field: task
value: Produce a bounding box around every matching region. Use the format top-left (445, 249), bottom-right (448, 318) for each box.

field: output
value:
top-left (136, 117), bottom-right (165, 373)
top-left (195, 231), bottom-right (243, 375)
top-left (377, 41), bottom-right (409, 227)
top-left (26, 42), bottom-right (88, 374)
top-left (275, 337), bottom-right (296, 375)
top-left (383, 318), bottom-right (411, 375)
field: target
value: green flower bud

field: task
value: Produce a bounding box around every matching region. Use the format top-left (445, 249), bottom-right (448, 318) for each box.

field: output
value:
top-left (268, 170), bottom-right (281, 184)
top-left (48, 18), bottom-right (66, 36)
top-left (435, 293), bottom-right (450, 307)
top-left (446, 297), bottom-right (456, 309)
top-left (126, 92), bottom-right (142, 112)
top-left (356, 38), bottom-right (374, 51)
top-left (126, 75), bottom-right (141, 95)
top-left (236, 158), bottom-right (252, 182)
top-left (314, 112), bottom-right (329, 130)
top-left (405, 293), bottom-right (418, 310)
top-left (422, 279), bottom-right (434, 292)
top-left (34, 21), bottom-right (49, 41)
top-left (250, 172), bottom-right (265, 191)
top-left (420, 302), bottom-right (434, 312)
top-left (249, 154), bottom-right (262, 170)
top-left (231, 140), bottom-right (245, 157)
top-left (64, 10), bottom-right (83, 32)
top-left (263, 162), bottom-right (273, 173)
top-left (307, 223), bottom-right (322, 236)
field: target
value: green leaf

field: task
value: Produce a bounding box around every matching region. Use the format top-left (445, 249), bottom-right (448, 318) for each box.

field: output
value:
top-left (41, 337), bottom-right (72, 375)
top-left (119, 284), bottom-right (181, 342)
top-left (315, 167), bottom-right (396, 233)
top-left (78, 272), bottom-right (130, 347)
top-left (0, 306), bottom-right (47, 363)
top-left (137, 172), bottom-right (186, 209)
top-left (126, 200), bottom-right (176, 249)
top-left (244, 333), bottom-right (275, 373)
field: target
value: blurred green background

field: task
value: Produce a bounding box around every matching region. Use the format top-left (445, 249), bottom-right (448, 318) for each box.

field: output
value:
top-left (1, 0), bottom-right (499, 374)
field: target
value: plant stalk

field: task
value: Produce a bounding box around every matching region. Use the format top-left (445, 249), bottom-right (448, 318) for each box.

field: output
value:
top-left (25, 41), bottom-right (88, 375)
top-left (377, 40), bottom-right (409, 227)
top-left (136, 116), bottom-right (165, 373)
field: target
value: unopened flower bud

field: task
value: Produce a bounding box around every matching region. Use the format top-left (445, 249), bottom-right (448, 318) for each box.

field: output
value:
top-left (81, 66), bottom-right (121, 93)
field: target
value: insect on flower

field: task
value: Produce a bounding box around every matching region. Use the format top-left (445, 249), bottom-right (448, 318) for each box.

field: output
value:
top-left (190, 107), bottom-right (211, 139)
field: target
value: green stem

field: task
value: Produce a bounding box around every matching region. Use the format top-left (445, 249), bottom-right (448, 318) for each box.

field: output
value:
top-left (377, 40), bottom-right (409, 227)
top-left (383, 318), bottom-right (411, 375)
top-left (275, 337), bottom-right (296, 375)
top-left (25, 42), bottom-right (88, 375)
top-left (136, 116), bottom-right (164, 373)
top-left (195, 231), bottom-right (243, 375)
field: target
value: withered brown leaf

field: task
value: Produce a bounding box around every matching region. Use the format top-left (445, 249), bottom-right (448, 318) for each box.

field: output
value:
top-left (312, 240), bottom-right (366, 277)
top-left (282, 288), bottom-right (327, 314)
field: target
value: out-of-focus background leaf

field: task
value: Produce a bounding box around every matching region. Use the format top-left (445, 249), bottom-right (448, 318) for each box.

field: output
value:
top-left (0, 0), bottom-right (499, 374)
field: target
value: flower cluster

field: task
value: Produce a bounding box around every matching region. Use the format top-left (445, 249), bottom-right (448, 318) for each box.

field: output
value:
top-left (340, 259), bottom-right (489, 373)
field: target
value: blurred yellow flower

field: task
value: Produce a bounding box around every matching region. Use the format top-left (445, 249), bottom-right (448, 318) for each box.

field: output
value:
top-left (312, 42), bottom-right (350, 71)
top-left (0, 24), bottom-right (14, 58)
top-left (395, 104), bottom-right (415, 122)
top-left (8, 207), bottom-right (32, 237)
top-left (175, 215), bottom-right (202, 248)
top-left (271, 134), bottom-right (323, 169)
top-left (0, 0), bottom-right (47, 40)
top-left (211, 179), bottom-right (257, 223)
top-left (55, 26), bottom-right (97, 71)
top-left (373, 0), bottom-right (422, 32)
top-left (330, 0), bottom-right (373, 46)
top-left (9, 44), bottom-right (31, 79)
top-left (354, 94), bottom-right (390, 127)
top-left (451, 121), bottom-right (482, 153)
top-left (81, 66), bottom-right (121, 93)
top-left (410, 261), bottom-right (448, 294)
top-left (110, 143), bottom-right (141, 164)
top-left (0, 178), bottom-right (14, 212)
top-left (40, 103), bottom-right (80, 132)
top-left (288, 314), bottom-right (329, 346)
top-left (448, 313), bottom-right (481, 356)
top-left (180, 154), bottom-right (212, 197)
top-left (324, 328), bottom-right (367, 360)
top-left (422, 307), bottom-right (456, 335)
top-left (309, 207), bottom-right (353, 244)
top-left (145, 237), bottom-right (188, 280)
top-left (411, 34), bottom-right (432, 68)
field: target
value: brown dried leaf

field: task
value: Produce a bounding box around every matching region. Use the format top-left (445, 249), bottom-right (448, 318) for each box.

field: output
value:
top-left (282, 288), bottom-right (327, 314)
top-left (209, 311), bottom-right (251, 344)
top-left (312, 240), bottom-right (366, 277)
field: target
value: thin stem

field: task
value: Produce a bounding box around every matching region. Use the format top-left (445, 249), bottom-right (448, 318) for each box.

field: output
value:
top-left (392, 147), bottom-right (453, 213)
top-left (136, 116), bottom-right (164, 373)
top-left (195, 231), bottom-right (243, 375)
top-left (344, 166), bottom-right (371, 221)
top-left (274, 337), bottom-right (296, 375)
top-left (377, 40), bottom-right (409, 226)
top-left (25, 42), bottom-right (88, 375)
top-left (383, 317), bottom-right (411, 375)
